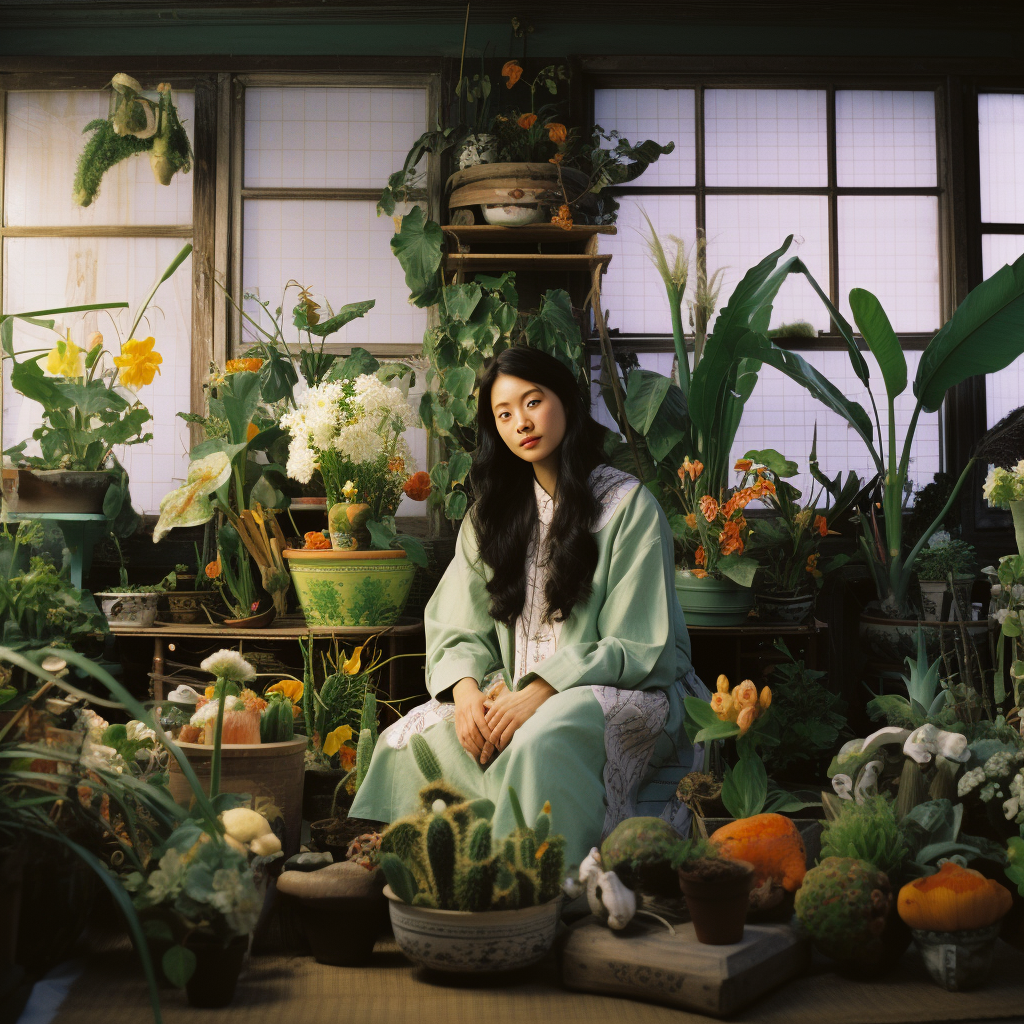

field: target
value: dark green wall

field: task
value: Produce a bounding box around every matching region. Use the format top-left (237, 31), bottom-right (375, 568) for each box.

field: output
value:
top-left (0, 16), bottom-right (1018, 59)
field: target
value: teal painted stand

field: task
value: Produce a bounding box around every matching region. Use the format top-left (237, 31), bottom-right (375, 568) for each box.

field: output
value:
top-left (6, 512), bottom-right (107, 589)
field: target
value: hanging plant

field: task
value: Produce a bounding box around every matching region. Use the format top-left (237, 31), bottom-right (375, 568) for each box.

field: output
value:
top-left (73, 74), bottom-right (193, 207)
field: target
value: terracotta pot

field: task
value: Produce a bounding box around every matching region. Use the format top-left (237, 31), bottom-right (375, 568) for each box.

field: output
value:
top-left (287, 892), bottom-right (386, 966)
top-left (222, 605), bottom-right (277, 629)
top-left (677, 859), bottom-right (755, 944)
top-left (1, 468), bottom-right (112, 514)
top-left (184, 935), bottom-right (247, 1008)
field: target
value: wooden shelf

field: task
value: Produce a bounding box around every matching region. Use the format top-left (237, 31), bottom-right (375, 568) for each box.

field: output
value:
top-left (441, 225), bottom-right (616, 244)
top-left (444, 252), bottom-right (612, 273)
top-left (109, 613), bottom-right (424, 640)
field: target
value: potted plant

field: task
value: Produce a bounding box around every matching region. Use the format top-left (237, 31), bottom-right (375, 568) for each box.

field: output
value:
top-left (93, 550), bottom-right (176, 628)
top-left (913, 535), bottom-right (977, 622)
top-left (379, 737), bottom-right (566, 972)
top-left (743, 448), bottom-right (860, 624)
top-left (279, 374), bottom-right (429, 627)
top-left (163, 549), bottom-right (220, 624)
top-left (983, 461), bottom-right (1024, 556)
top-left (1, 244), bottom-right (191, 514)
top-left (672, 839), bottom-right (755, 945)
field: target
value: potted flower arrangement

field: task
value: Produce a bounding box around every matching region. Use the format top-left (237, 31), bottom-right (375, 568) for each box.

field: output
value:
top-left (983, 460), bottom-right (1024, 555)
top-left (2, 243), bottom-right (191, 514)
top-left (913, 534), bottom-right (977, 622)
top-left (378, 734), bottom-right (566, 972)
top-left (279, 373), bottom-right (429, 627)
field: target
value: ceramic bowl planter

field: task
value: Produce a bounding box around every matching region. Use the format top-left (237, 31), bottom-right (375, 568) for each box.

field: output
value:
top-left (677, 859), bottom-right (755, 945)
top-left (857, 612), bottom-right (990, 666)
top-left (283, 548), bottom-right (416, 627)
top-left (481, 203), bottom-right (546, 226)
top-left (446, 162), bottom-right (594, 224)
top-left (384, 885), bottom-right (562, 972)
top-left (910, 924), bottom-right (1003, 991)
top-left (94, 591), bottom-right (161, 627)
top-left (1, 468), bottom-right (112, 514)
top-left (756, 592), bottom-right (815, 625)
top-left (675, 570), bottom-right (755, 627)
top-left (163, 590), bottom-right (217, 624)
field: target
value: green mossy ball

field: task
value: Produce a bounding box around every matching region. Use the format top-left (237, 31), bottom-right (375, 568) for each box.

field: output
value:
top-left (794, 856), bottom-right (893, 966)
top-left (600, 816), bottom-right (685, 895)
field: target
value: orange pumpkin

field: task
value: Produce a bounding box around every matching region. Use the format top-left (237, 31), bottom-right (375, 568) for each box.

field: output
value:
top-left (709, 813), bottom-right (807, 893)
top-left (897, 861), bottom-right (1013, 932)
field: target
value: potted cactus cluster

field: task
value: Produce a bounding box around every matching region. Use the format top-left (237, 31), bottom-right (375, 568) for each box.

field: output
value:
top-left (379, 734), bottom-right (565, 973)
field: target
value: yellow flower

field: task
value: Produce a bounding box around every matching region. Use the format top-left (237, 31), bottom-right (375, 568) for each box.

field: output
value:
top-left (541, 801), bottom-right (551, 815)
top-left (225, 357), bottom-right (263, 374)
top-left (114, 337), bottom-right (162, 389)
top-left (45, 335), bottom-right (84, 378)
top-left (342, 645), bottom-right (364, 676)
top-left (759, 686), bottom-right (772, 710)
top-left (684, 513), bottom-right (697, 530)
top-left (535, 841), bottom-right (550, 861)
top-left (322, 724), bottom-right (354, 757)
top-left (732, 680), bottom-right (758, 709)
top-left (716, 674), bottom-right (730, 694)
top-left (267, 678), bottom-right (303, 703)
top-left (736, 706), bottom-right (756, 735)
top-left (710, 691), bottom-right (734, 721)
top-left (342, 480), bottom-right (358, 501)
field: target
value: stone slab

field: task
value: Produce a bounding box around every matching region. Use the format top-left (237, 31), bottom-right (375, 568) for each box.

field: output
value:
top-left (560, 915), bottom-right (809, 1017)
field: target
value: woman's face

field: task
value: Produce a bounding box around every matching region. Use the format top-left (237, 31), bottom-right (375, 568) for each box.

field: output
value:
top-left (489, 373), bottom-right (567, 465)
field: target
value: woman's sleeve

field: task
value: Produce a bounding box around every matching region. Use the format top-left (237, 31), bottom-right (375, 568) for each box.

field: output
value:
top-left (424, 515), bottom-right (502, 700)
top-left (517, 489), bottom-right (677, 694)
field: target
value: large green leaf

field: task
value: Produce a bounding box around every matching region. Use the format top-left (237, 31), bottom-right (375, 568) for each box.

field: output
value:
top-left (441, 283), bottom-right (483, 324)
top-left (624, 368), bottom-right (689, 463)
top-left (849, 288), bottom-right (906, 399)
top-left (220, 370), bottom-right (262, 445)
top-left (9, 358), bottom-right (69, 407)
top-left (445, 366), bottom-right (477, 400)
top-left (721, 754), bottom-right (768, 818)
top-left (717, 553), bottom-right (758, 587)
top-left (56, 380), bottom-right (128, 417)
top-left (742, 448), bottom-right (798, 477)
top-left (307, 299), bottom-right (376, 338)
top-left (915, 251), bottom-right (1024, 413)
top-left (625, 368), bottom-right (671, 435)
top-left (524, 290), bottom-right (583, 372)
top-left (391, 206), bottom-right (443, 308)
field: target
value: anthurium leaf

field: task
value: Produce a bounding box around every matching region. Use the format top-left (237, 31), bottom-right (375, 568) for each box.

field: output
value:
top-left (325, 346), bottom-right (380, 382)
top-left (391, 206), bottom-right (443, 308)
top-left (258, 346), bottom-right (299, 402)
top-left (10, 358), bottom-right (69, 408)
top-left (915, 251), bottom-right (1024, 413)
top-left (307, 299), bottom-right (376, 337)
top-left (717, 554), bottom-right (758, 588)
top-left (625, 368), bottom-right (671, 435)
top-left (55, 380), bottom-right (128, 417)
top-left (849, 288), bottom-right (907, 399)
top-left (152, 452), bottom-right (232, 542)
top-left (219, 370), bottom-right (262, 445)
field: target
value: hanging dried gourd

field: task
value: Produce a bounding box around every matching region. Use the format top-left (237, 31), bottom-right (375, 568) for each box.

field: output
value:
top-left (73, 74), bottom-right (193, 207)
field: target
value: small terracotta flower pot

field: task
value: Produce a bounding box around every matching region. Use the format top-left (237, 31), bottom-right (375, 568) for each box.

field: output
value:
top-left (677, 858), bottom-right (755, 945)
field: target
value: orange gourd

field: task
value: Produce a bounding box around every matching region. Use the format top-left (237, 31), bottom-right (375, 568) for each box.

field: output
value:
top-left (709, 813), bottom-right (807, 893)
top-left (897, 861), bottom-right (1012, 932)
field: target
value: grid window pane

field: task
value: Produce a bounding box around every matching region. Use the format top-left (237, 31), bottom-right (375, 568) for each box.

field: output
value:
top-left (838, 196), bottom-right (940, 332)
top-left (983, 234), bottom-right (1024, 427)
top-left (241, 198), bottom-right (428, 349)
top-left (836, 90), bottom-right (936, 188)
top-left (978, 93), bottom-right (1024, 224)
top-left (600, 195), bottom-right (697, 335)
top-left (705, 89), bottom-right (827, 187)
top-left (244, 87), bottom-right (427, 188)
top-left (706, 195), bottom-right (831, 332)
top-left (593, 89), bottom-right (696, 187)
top-left (2, 237), bottom-right (193, 515)
top-left (4, 90), bottom-right (195, 227)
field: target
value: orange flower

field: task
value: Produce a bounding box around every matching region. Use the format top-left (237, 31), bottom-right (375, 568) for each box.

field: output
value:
top-left (304, 531), bottom-right (331, 550)
top-left (403, 470), bottom-right (432, 501)
top-left (732, 679), bottom-right (758, 709)
top-left (678, 457), bottom-right (705, 482)
top-left (338, 745), bottom-right (357, 771)
top-left (760, 686), bottom-right (772, 710)
top-left (547, 122), bottom-right (567, 143)
top-left (695, 545), bottom-right (706, 568)
top-left (719, 520), bottom-right (745, 557)
top-left (734, 458), bottom-right (753, 473)
top-left (387, 456), bottom-right (405, 473)
top-left (684, 512), bottom-right (697, 530)
top-left (736, 706), bottom-right (756, 736)
top-left (550, 203), bottom-right (573, 230)
top-left (502, 60), bottom-right (523, 88)
top-left (710, 691), bottom-right (734, 721)
top-left (205, 559), bottom-right (221, 579)
top-left (225, 357), bottom-right (263, 374)
top-left (752, 477), bottom-right (777, 498)
top-left (517, 112), bottom-right (538, 129)
top-left (549, 152), bottom-right (564, 165)
top-left (691, 567), bottom-right (709, 579)
top-left (813, 514), bottom-right (828, 538)
top-left (805, 553), bottom-right (822, 578)
top-left (699, 495), bottom-right (719, 522)
top-left (246, 422), bottom-right (259, 442)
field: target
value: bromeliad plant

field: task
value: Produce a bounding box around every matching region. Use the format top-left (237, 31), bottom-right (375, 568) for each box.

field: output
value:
top-left (2, 243), bottom-right (192, 472)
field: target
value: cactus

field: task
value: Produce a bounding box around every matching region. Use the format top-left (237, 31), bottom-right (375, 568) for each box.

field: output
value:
top-left (467, 797), bottom-right (495, 821)
top-left (418, 782), bottom-right (467, 810)
top-left (381, 852), bottom-right (418, 904)
top-left (467, 818), bottom-right (492, 861)
top-left (411, 732), bottom-right (443, 782)
top-left (533, 801), bottom-right (551, 845)
top-left (427, 814), bottom-right (456, 909)
top-left (360, 690), bottom-right (378, 741)
top-left (355, 727), bottom-right (373, 790)
top-left (507, 785), bottom-right (528, 830)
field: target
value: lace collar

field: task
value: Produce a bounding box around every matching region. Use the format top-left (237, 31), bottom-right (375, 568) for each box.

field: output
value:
top-left (533, 464), bottom-right (639, 533)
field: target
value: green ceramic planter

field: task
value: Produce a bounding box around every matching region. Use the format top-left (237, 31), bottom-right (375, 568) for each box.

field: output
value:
top-left (283, 548), bottom-right (417, 627)
top-left (674, 569), bottom-right (755, 627)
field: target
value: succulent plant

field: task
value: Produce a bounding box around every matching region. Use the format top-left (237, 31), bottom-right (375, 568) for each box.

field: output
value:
top-left (600, 816), bottom-right (687, 894)
top-left (794, 856), bottom-right (893, 967)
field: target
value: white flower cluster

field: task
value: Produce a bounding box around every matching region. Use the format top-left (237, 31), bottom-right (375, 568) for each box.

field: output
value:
top-left (280, 374), bottom-right (417, 483)
top-left (201, 649), bottom-right (256, 682)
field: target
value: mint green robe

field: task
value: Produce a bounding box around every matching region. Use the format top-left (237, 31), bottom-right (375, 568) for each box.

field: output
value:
top-left (350, 468), bottom-right (707, 867)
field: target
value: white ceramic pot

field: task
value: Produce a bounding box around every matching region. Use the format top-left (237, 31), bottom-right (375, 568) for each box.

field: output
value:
top-left (94, 592), bottom-right (161, 627)
top-left (384, 885), bottom-right (562, 972)
top-left (918, 580), bottom-right (948, 621)
top-left (480, 202), bottom-right (546, 226)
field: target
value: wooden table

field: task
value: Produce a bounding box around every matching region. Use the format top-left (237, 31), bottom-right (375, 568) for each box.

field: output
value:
top-left (110, 613), bottom-right (426, 723)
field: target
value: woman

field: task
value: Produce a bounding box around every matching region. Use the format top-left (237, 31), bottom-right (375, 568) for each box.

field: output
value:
top-left (350, 347), bottom-right (708, 866)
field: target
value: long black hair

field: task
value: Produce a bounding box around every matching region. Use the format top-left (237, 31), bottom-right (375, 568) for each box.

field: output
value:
top-left (471, 347), bottom-right (610, 628)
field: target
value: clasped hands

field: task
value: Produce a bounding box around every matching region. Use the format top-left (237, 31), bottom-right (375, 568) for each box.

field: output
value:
top-left (452, 676), bottom-right (556, 765)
